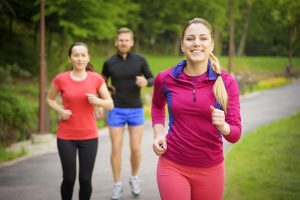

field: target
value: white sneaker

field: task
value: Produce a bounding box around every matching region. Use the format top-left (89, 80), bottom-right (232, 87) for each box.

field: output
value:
top-left (129, 176), bottom-right (141, 196)
top-left (111, 182), bottom-right (123, 200)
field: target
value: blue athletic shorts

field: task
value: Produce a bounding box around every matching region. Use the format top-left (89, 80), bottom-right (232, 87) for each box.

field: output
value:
top-left (107, 107), bottom-right (145, 127)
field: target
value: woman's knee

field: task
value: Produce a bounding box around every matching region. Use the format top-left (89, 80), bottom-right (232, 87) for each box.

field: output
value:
top-left (130, 146), bottom-right (141, 155)
top-left (79, 176), bottom-right (92, 187)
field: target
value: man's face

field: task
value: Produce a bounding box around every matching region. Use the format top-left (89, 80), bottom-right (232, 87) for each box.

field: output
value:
top-left (115, 32), bottom-right (134, 54)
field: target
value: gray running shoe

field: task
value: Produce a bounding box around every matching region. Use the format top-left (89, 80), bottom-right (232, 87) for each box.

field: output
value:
top-left (111, 183), bottom-right (123, 200)
top-left (129, 176), bottom-right (141, 196)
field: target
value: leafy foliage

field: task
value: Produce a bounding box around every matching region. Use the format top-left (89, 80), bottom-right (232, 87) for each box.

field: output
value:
top-left (0, 0), bottom-right (299, 147)
top-left (0, 86), bottom-right (36, 146)
top-left (40, 0), bottom-right (140, 40)
top-left (0, 63), bottom-right (31, 84)
top-left (0, 143), bottom-right (26, 163)
top-left (245, 0), bottom-right (300, 55)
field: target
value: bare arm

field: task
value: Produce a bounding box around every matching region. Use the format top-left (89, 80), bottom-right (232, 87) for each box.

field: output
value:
top-left (46, 84), bottom-right (72, 120)
top-left (86, 82), bottom-right (114, 110)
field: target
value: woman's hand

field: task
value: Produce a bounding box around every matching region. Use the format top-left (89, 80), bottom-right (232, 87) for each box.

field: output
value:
top-left (59, 109), bottom-right (72, 120)
top-left (86, 93), bottom-right (100, 105)
top-left (153, 135), bottom-right (167, 156)
top-left (95, 106), bottom-right (104, 119)
top-left (210, 106), bottom-right (230, 136)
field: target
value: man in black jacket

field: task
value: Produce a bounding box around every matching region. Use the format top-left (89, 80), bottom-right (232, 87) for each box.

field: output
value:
top-left (102, 27), bottom-right (154, 200)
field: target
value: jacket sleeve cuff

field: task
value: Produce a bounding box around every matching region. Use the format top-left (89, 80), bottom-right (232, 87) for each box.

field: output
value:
top-left (223, 125), bottom-right (241, 143)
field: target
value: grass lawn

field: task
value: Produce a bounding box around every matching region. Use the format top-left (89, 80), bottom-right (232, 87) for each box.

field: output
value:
top-left (224, 111), bottom-right (300, 200)
top-left (0, 144), bottom-right (26, 163)
top-left (91, 55), bottom-right (300, 118)
top-left (91, 55), bottom-right (300, 76)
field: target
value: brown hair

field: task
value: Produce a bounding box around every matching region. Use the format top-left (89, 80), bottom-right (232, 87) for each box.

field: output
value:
top-left (181, 18), bottom-right (228, 112)
top-left (68, 42), bottom-right (94, 71)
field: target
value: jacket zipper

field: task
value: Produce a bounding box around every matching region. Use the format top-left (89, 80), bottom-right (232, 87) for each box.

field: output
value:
top-left (192, 88), bottom-right (196, 102)
top-left (169, 73), bottom-right (197, 102)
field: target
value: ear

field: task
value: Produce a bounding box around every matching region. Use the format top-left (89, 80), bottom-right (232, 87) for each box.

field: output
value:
top-left (127, 39), bottom-right (134, 49)
top-left (210, 41), bottom-right (214, 52)
top-left (180, 41), bottom-right (184, 52)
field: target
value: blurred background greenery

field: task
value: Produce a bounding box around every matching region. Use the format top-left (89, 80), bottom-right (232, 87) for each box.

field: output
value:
top-left (0, 0), bottom-right (299, 159)
top-left (1, 1), bottom-right (300, 197)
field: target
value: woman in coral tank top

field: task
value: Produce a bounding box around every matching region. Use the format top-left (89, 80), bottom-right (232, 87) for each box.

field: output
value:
top-left (46, 42), bottom-right (113, 200)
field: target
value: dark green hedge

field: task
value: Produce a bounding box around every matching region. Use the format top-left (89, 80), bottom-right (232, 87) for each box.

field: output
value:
top-left (0, 86), bottom-right (36, 146)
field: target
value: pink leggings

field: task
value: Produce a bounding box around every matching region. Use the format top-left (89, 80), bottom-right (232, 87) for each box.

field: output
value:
top-left (157, 156), bottom-right (224, 200)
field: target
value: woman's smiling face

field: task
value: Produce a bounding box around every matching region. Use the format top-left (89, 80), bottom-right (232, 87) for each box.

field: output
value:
top-left (69, 45), bottom-right (90, 71)
top-left (181, 23), bottom-right (214, 63)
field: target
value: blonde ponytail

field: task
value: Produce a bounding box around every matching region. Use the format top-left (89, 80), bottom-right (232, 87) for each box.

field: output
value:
top-left (209, 53), bottom-right (228, 112)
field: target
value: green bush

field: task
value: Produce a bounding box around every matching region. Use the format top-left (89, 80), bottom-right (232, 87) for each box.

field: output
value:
top-left (0, 63), bottom-right (31, 84)
top-left (0, 86), bottom-right (35, 146)
top-left (0, 143), bottom-right (26, 163)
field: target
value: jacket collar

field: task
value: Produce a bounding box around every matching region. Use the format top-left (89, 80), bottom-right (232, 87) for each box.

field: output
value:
top-left (171, 59), bottom-right (219, 80)
top-left (117, 51), bottom-right (132, 60)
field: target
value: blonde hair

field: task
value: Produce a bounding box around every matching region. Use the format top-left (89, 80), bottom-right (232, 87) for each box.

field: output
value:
top-left (182, 18), bottom-right (228, 112)
top-left (117, 27), bottom-right (134, 39)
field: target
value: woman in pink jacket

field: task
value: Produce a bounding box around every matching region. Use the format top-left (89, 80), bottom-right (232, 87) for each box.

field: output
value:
top-left (152, 18), bottom-right (242, 200)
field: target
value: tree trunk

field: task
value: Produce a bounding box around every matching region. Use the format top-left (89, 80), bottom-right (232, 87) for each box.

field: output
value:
top-left (286, 24), bottom-right (297, 77)
top-left (237, 3), bottom-right (252, 56)
top-left (39, 0), bottom-right (48, 133)
top-left (288, 25), bottom-right (292, 68)
top-left (8, 14), bottom-right (13, 40)
top-left (214, 30), bottom-right (222, 56)
top-left (134, 34), bottom-right (140, 53)
top-left (2, 0), bottom-right (15, 40)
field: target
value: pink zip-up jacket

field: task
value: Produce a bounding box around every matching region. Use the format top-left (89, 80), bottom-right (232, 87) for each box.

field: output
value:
top-left (152, 60), bottom-right (242, 167)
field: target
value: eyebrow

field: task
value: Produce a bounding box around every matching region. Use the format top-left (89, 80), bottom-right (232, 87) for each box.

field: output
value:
top-left (186, 33), bottom-right (208, 37)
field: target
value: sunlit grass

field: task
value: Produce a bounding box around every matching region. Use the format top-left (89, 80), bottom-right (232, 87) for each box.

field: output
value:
top-left (91, 55), bottom-right (300, 76)
top-left (90, 55), bottom-right (300, 119)
top-left (224, 111), bottom-right (300, 200)
top-left (219, 56), bottom-right (300, 73)
top-left (0, 144), bottom-right (26, 163)
top-left (254, 76), bottom-right (290, 90)
top-left (242, 76), bottom-right (291, 94)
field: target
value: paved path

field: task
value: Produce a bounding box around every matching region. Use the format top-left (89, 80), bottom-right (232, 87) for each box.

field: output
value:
top-left (0, 80), bottom-right (300, 200)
